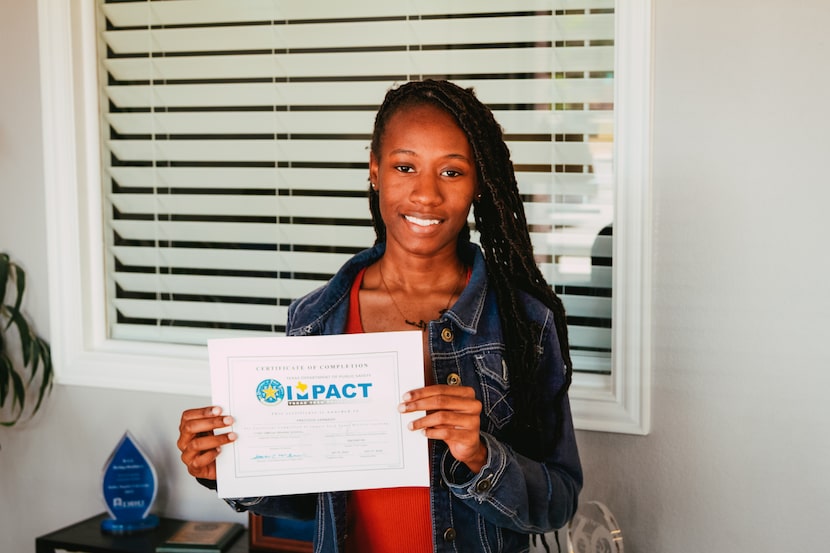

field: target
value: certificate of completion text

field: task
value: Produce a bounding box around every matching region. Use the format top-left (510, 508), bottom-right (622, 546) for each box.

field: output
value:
top-left (209, 331), bottom-right (429, 498)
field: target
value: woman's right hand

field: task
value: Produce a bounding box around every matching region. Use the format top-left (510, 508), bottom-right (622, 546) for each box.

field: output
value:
top-left (177, 406), bottom-right (237, 480)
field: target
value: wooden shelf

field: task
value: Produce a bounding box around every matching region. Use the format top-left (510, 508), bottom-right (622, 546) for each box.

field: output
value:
top-left (36, 513), bottom-right (248, 553)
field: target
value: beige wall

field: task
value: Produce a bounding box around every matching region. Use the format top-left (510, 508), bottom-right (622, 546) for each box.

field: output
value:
top-left (2, 1), bottom-right (829, 552)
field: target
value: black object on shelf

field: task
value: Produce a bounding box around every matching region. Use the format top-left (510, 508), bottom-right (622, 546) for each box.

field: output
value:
top-left (36, 513), bottom-right (248, 553)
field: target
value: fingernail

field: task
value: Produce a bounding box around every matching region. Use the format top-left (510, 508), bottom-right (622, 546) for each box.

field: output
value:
top-left (407, 422), bottom-right (414, 430)
top-left (397, 403), bottom-right (406, 413)
top-left (223, 416), bottom-right (233, 425)
top-left (228, 432), bottom-right (237, 441)
top-left (211, 406), bottom-right (221, 415)
top-left (402, 392), bottom-right (412, 401)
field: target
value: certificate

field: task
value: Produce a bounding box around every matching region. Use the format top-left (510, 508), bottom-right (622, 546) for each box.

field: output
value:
top-left (208, 331), bottom-right (429, 498)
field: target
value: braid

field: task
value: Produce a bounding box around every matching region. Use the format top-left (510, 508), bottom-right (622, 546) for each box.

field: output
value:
top-left (369, 80), bottom-right (573, 457)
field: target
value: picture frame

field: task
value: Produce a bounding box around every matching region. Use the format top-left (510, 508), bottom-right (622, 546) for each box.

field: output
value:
top-left (249, 514), bottom-right (314, 552)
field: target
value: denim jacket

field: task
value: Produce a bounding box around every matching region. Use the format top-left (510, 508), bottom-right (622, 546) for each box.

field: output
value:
top-left (223, 242), bottom-right (582, 552)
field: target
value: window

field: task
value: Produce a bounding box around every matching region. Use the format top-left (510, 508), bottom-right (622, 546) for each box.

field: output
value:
top-left (39, 0), bottom-right (651, 434)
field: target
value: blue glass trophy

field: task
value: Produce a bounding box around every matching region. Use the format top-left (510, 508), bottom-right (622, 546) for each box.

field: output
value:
top-left (100, 431), bottom-right (160, 533)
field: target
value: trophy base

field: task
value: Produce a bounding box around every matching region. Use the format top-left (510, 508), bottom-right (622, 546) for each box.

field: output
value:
top-left (100, 514), bottom-right (160, 534)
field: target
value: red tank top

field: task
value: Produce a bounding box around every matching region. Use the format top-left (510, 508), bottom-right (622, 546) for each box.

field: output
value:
top-left (343, 267), bottom-right (432, 553)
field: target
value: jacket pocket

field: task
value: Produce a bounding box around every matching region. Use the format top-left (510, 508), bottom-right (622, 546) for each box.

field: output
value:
top-left (473, 352), bottom-right (514, 431)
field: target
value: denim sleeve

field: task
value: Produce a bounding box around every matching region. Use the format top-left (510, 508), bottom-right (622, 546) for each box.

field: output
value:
top-left (440, 312), bottom-right (583, 533)
top-left (195, 478), bottom-right (318, 520)
top-left (223, 494), bottom-right (318, 520)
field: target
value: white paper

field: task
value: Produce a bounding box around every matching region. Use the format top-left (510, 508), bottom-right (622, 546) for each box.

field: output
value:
top-left (208, 331), bottom-right (429, 498)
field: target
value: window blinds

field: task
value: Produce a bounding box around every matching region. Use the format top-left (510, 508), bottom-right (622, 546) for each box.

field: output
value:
top-left (98, 0), bottom-right (614, 373)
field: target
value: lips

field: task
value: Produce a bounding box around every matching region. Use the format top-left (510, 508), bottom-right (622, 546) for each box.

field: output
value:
top-left (404, 214), bottom-right (442, 226)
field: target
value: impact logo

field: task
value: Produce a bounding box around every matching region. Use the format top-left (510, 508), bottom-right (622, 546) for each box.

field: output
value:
top-left (256, 379), bottom-right (286, 405)
top-left (256, 379), bottom-right (373, 406)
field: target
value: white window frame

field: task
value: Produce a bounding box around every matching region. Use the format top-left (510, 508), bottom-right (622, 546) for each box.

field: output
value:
top-left (37, 1), bottom-right (652, 434)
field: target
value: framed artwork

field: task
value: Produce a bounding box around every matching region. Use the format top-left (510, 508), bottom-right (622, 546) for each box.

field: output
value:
top-left (249, 514), bottom-right (314, 552)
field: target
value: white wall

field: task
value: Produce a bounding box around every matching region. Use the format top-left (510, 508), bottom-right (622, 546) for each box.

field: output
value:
top-left (2, 1), bottom-right (829, 552)
top-left (0, 3), bottom-right (246, 550)
top-left (575, 1), bottom-right (830, 550)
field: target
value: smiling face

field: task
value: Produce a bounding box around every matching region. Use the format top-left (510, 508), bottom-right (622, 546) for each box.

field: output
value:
top-left (369, 103), bottom-right (478, 260)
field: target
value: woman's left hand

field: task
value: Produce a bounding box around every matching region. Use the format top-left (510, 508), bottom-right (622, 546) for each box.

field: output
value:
top-left (399, 384), bottom-right (487, 473)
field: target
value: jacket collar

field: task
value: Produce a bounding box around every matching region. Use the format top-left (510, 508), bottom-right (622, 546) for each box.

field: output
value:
top-left (289, 241), bottom-right (489, 336)
top-left (438, 241), bottom-right (488, 335)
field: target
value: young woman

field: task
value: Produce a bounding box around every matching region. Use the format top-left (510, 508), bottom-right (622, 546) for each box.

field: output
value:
top-left (177, 80), bottom-right (582, 553)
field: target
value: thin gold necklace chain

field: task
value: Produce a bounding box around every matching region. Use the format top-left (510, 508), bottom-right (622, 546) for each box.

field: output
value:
top-left (378, 261), bottom-right (464, 331)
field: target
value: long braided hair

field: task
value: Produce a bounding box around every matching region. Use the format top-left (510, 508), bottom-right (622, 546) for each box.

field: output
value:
top-left (368, 80), bottom-right (573, 457)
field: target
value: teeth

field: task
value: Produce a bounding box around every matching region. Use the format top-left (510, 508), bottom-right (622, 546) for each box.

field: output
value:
top-left (405, 215), bottom-right (441, 226)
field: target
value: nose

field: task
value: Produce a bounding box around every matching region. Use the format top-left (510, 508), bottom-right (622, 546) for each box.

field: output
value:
top-left (409, 172), bottom-right (442, 206)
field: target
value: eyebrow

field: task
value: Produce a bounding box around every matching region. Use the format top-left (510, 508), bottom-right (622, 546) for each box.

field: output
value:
top-left (389, 148), bottom-right (471, 162)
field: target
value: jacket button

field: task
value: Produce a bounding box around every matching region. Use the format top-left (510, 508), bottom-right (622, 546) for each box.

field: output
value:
top-left (441, 328), bottom-right (453, 342)
top-left (446, 373), bottom-right (461, 386)
top-left (475, 477), bottom-right (493, 492)
top-left (443, 528), bottom-right (457, 541)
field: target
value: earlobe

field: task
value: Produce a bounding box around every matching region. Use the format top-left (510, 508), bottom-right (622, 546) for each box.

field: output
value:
top-left (369, 151), bottom-right (379, 190)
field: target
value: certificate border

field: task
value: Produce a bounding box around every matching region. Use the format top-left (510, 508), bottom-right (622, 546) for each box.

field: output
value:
top-left (209, 331), bottom-right (429, 498)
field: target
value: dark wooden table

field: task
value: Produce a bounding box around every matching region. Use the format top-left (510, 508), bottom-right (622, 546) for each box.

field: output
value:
top-left (36, 512), bottom-right (248, 553)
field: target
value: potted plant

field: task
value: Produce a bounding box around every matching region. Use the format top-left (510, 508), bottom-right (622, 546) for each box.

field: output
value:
top-left (1, 252), bottom-right (53, 427)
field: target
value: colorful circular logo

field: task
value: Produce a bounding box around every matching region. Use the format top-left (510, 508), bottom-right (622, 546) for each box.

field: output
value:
top-left (256, 379), bottom-right (285, 405)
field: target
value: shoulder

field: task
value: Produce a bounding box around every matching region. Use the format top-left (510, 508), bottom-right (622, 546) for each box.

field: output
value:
top-left (516, 288), bottom-right (554, 323)
top-left (457, 242), bottom-right (554, 332)
top-left (287, 244), bottom-right (384, 333)
top-left (465, 239), bottom-right (552, 329)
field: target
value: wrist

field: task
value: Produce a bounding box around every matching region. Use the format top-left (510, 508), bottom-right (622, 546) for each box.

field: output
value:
top-left (465, 439), bottom-right (488, 474)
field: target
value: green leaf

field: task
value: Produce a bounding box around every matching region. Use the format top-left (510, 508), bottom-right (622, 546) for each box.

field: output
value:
top-left (8, 363), bottom-right (25, 416)
top-left (33, 338), bottom-right (54, 414)
top-left (8, 310), bottom-right (32, 366)
top-left (11, 263), bottom-right (25, 316)
top-left (29, 337), bottom-right (41, 383)
top-left (0, 253), bottom-right (9, 307)
top-left (0, 353), bottom-right (11, 407)
top-left (0, 253), bottom-right (54, 426)
top-left (3, 262), bottom-right (26, 331)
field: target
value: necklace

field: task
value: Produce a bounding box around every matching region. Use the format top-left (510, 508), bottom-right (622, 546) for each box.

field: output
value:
top-left (378, 262), bottom-right (465, 331)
